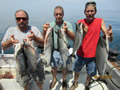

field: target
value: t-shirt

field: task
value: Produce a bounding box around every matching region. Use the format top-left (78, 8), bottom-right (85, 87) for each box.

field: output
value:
top-left (50, 21), bottom-right (73, 49)
top-left (77, 18), bottom-right (102, 58)
top-left (2, 26), bottom-right (43, 59)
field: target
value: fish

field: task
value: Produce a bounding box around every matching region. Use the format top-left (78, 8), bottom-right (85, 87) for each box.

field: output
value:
top-left (40, 27), bottom-right (53, 66)
top-left (14, 43), bottom-right (27, 75)
top-left (69, 22), bottom-right (83, 62)
top-left (23, 40), bottom-right (38, 71)
top-left (96, 35), bottom-right (109, 76)
top-left (58, 28), bottom-right (69, 68)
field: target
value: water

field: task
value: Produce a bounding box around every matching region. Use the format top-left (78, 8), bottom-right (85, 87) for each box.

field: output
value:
top-left (0, 11), bottom-right (120, 60)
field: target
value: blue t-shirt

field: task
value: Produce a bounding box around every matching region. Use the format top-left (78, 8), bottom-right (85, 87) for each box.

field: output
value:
top-left (50, 21), bottom-right (73, 49)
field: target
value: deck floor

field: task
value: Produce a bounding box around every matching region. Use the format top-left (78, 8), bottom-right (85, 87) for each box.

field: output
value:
top-left (0, 68), bottom-right (111, 90)
top-left (0, 55), bottom-right (117, 90)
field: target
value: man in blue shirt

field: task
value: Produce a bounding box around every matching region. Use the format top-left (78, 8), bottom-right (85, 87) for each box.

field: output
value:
top-left (42, 6), bottom-right (74, 89)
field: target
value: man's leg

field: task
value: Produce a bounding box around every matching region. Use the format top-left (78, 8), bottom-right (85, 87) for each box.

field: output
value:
top-left (85, 58), bottom-right (96, 90)
top-left (36, 81), bottom-right (43, 90)
top-left (69, 55), bottom-right (85, 90)
top-left (85, 74), bottom-right (91, 87)
top-left (62, 68), bottom-right (67, 89)
top-left (74, 72), bottom-right (80, 84)
top-left (24, 84), bottom-right (29, 90)
top-left (69, 72), bottom-right (79, 90)
top-left (50, 67), bottom-right (57, 89)
top-left (62, 68), bottom-right (67, 81)
top-left (51, 67), bottom-right (57, 81)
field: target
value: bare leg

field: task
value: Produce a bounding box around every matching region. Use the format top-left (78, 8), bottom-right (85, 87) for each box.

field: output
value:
top-left (69, 72), bottom-right (79, 90)
top-left (50, 67), bottom-right (57, 89)
top-left (84, 74), bottom-right (91, 90)
top-left (62, 68), bottom-right (67, 81)
top-left (85, 74), bottom-right (91, 87)
top-left (24, 83), bottom-right (29, 90)
top-left (62, 68), bottom-right (68, 89)
top-left (36, 81), bottom-right (43, 90)
top-left (74, 72), bottom-right (80, 83)
top-left (51, 67), bottom-right (57, 81)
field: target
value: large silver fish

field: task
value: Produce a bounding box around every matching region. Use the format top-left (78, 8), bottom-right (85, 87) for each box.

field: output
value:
top-left (58, 28), bottom-right (69, 68)
top-left (14, 43), bottom-right (27, 75)
top-left (69, 22), bottom-right (83, 62)
top-left (96, 36), bottom-right (109, 76)
top-left (40, 27), bottom-right (53, 66)
top-left (23, 40), bottom-right (38, 71)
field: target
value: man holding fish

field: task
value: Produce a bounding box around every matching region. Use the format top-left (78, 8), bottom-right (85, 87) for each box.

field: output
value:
top-left (69, 1), bottom-right (113, 90)
top-left (1, 10), bottom-right (45, 90)
top-left (42, 6), bottom-right (74, 90)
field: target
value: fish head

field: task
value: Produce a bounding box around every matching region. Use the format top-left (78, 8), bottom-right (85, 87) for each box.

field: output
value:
top-left (76, 22), bottom-right (81, 31)
top-left (58, 28), bottom-right (65, 38)
top-left (14, 43), bottom-right (23, 52)
top-left (14, 43), bottom-right (24, 59)
top-left (46, 27), bottom-right (53, 37)
top-left (23, 39), bottom-right (34, 48)
top-left (76, 22), bottom-right (83, 32)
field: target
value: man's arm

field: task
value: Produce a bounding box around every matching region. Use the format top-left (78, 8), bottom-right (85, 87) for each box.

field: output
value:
top-left (34, 35), bottom-right (44, 47)
top-left (65, 30), bottom-right (74, 40)
top-left (27, 30), bottom-right (44, 47)
top-left (1, 35), bottom-right (18, 50)
top-left (63, 22), bottom-right (75, 40)
top-left (101, 19), bottom-right (113, 42)
top-left (1, 40), bottom-right (13, 50)
top-left (42, 23), bottom-right (50, 39)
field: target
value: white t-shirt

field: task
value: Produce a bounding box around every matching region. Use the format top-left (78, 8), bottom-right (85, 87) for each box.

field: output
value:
top-left (2, 26), bottom-right (43, 60)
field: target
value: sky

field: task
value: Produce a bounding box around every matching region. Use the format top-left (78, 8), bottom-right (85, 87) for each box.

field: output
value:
top-left (0, 0), bottom-right (120, 22)
top-left (0, 0), bottom-right (120, 32)
top-left (0, 0), bottom-right (120, 52)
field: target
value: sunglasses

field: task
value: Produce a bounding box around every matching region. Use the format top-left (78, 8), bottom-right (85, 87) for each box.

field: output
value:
top-left (55, 13), bottom-right (63, 16)
top-left (16, 17), bottom-right (28, 21)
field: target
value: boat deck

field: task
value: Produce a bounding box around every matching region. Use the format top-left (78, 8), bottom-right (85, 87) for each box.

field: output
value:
top-left (0, 69), bottom-right (110, 90)
top-left (0, 54), bottom-right (119, 90)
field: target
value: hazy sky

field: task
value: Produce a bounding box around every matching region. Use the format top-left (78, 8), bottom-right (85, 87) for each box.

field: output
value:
top-left (0, 0), bottom-right (120, 22)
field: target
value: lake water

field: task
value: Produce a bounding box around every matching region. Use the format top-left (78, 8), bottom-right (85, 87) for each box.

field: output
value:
top-left (0, 11), bottom-right (120, 60)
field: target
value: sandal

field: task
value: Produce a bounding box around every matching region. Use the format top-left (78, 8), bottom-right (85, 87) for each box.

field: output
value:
top-left (85, 86), bottom-right (89, 90)
top-left (62, 80), bottom-right (67, 90)
top-left (50, 79), bottom-right (57, 89)
top-left (69, 82), bottom-right (78, 90)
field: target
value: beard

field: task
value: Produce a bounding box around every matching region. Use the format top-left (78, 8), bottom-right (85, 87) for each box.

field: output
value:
top-left (18, 22), bottom-right (27, 29)
top-left (56, 18), bottom-right (63, 22)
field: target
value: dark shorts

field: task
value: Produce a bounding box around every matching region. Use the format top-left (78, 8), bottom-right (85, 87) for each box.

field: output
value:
top-left (16, 60), bottom-right (45, 87)
top-left (72, 55), bottom-right (96, 76)
top-left (28, 61), bottom-right (45, 82)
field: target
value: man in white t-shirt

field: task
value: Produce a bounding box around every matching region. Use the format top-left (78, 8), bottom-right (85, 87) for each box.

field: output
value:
top-left (1, 9), bottom-right (44, 90)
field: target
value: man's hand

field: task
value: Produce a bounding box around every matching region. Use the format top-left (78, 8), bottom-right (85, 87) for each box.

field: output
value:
top-left (107, 25), bottom-right (112, 36)
top-left (10, 34), bottom-right (18, 44)
top-left (27, 30), bottom-right (35, 41)
top-left (63, 22), bottom-right (68, 33)
top-left (43, 23), bottom-right (50, 32)
top-left (107, 25), bottom-right (113, 41)
top-left (82, 23), bottom-right (88, 33)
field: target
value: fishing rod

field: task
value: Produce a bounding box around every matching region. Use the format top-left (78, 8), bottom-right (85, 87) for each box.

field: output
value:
top-left (105, 65), bottom-right (120, 89)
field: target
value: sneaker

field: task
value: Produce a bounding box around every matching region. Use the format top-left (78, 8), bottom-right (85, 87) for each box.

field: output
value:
top-left (69, 82), bottom-right (78, 90)
top-left (62, 80), bottom-right (67, 90)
